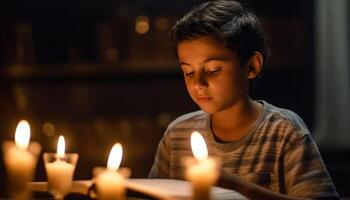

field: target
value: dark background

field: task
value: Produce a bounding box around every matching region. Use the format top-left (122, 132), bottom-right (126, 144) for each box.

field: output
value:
top-left (0, 0), bottom-right (349, 198)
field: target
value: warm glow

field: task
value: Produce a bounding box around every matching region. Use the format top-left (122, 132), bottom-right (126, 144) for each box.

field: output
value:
top-left (135, 15), bottom-right (150, 34)
top-left (191, 131), bottom-right (208, 160)
top-left (107, 143), bottom-right (123, 171)
top-left (42, 122), bottom-right (55, 136)
top-left (57, 135), bottom-right (65, 158)
top-left (15, 120), bottom-right (30, 149)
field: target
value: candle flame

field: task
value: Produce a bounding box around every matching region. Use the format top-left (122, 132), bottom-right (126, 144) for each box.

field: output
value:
top-left (57, 135), bottom-right (65, 158)
top-left (15, 120), bottom-right (31, 149)
top-left (107, 143), bottom-right (123, 171)
top-left (190, 131), bottom-right (208, 160)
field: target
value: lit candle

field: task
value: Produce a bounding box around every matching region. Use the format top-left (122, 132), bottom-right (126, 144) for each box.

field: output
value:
top-left (44, 135), bottom-right (78, 199)
top-left (2, 120), bottom-right (41, 199)
top-left (184, 131), bottom-right (220, 200)
top-left (95, 143), bottom-right (126, 200)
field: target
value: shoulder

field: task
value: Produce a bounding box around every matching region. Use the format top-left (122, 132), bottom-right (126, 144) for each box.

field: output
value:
top-left (262, 101), bottom-right (310, 135)
top-left (257, 101), bottom-right (312, 149)
top-left (257, 102), bottom-right (320, 157)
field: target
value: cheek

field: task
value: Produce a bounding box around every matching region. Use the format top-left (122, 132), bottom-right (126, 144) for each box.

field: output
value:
top-left (184, 79), bottom-right (195, 95)
top-left (185, 80), bottom-right (200, 103)
top-left (213, 75), bottom-right (234, 91)
top-left (213, 75), bottom-right (243, 98)
top-left (214, 82), bottom-right (234, 98)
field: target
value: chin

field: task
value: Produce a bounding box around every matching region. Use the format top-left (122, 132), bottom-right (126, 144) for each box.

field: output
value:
top-left (198, 105), bottom-right (219, 114)
top-left (198, 102), bottom-right (234, 114)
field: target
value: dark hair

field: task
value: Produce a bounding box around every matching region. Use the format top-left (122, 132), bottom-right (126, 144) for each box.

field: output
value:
top-left (170, 0), bottom-right (269, 67)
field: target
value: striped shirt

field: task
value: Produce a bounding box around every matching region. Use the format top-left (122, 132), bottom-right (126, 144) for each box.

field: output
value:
top-left (149, 101), bottom-right (339, 199)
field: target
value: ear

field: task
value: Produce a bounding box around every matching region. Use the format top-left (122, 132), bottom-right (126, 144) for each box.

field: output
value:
top-left (244, 51), bottom-right (263, 79)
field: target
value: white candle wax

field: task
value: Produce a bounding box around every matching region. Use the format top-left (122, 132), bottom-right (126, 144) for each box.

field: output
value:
top-left (95, 170), bottom-right (126, 200)
top-left (185, 131), bottom-right (220, 200)
top-left (4, 144), bottom-right (36, 192)
top-left (95, 143), bottom-right (125, 200)
top-left (44, 136), bottom-right (78, 199)
top-left (2, 120), bottom-right (41, 199)
top-left (185, 157), bottom-right (218, 200)
top-left (186, 157), bottom-right (218, 186)
top-left (45, 159), bottom-right (75, 197)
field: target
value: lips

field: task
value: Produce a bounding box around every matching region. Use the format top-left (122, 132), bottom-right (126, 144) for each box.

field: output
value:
top-left (196, 96), bottom-right (212, 103)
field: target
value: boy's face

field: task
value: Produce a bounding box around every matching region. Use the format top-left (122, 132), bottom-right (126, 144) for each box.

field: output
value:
top-left (177, 36), bottom-right (250, 114)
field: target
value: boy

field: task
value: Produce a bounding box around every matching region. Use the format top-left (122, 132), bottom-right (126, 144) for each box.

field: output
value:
top-left (149, 1), bottom-right (339, 199)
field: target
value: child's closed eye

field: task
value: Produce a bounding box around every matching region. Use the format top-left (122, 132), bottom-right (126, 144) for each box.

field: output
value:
top-left (206, 68), bottom-right (221, 75)
top-left (184, 71), bottom-right (194, 77)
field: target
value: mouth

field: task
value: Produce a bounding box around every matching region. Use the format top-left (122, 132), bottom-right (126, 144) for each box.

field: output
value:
top-left (196, 96), bottom-right (212, 103)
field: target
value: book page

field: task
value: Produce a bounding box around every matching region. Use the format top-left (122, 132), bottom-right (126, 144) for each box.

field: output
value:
top-left (126, 179), bottom-right (247, 200)
top-left (29, 179), bottom-right (247, 200)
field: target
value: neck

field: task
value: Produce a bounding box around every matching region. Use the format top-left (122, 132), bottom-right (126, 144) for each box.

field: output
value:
top-left (211, 98), bottom-right (262, 141)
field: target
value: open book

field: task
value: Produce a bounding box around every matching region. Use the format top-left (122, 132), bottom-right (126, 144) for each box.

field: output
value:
top-left (29, 179), bottom-right (247, 200)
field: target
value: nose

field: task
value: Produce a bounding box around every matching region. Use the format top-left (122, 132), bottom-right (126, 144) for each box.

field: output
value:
top-left (193, 72), bottom-right (208, 90)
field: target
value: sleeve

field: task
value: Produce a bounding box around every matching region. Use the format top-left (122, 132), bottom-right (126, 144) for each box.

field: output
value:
top-left (148, 131), bottom-right (171, 178)
top-left (283, 134), bottom-right (339, 199)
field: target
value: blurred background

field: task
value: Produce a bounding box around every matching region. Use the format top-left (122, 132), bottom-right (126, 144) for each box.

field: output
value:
top-left (0, 0), bottom-right (349, 198)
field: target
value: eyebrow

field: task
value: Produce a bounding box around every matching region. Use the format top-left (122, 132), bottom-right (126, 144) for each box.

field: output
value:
top-left (180, 56), bottom-right (229, 66)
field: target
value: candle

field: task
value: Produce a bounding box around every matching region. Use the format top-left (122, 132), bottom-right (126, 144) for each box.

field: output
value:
top-left (2, 120), bottom-right (41, 200)
top-left (44, 135), bottom-right (78, 199)
top-left (184, 131), bottom-right (220, 200)
top-left (95, 143), bottom-right (126, 200)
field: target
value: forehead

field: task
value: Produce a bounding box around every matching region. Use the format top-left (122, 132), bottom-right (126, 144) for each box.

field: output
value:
top-left (177, 36), bottom-right (237, 63)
